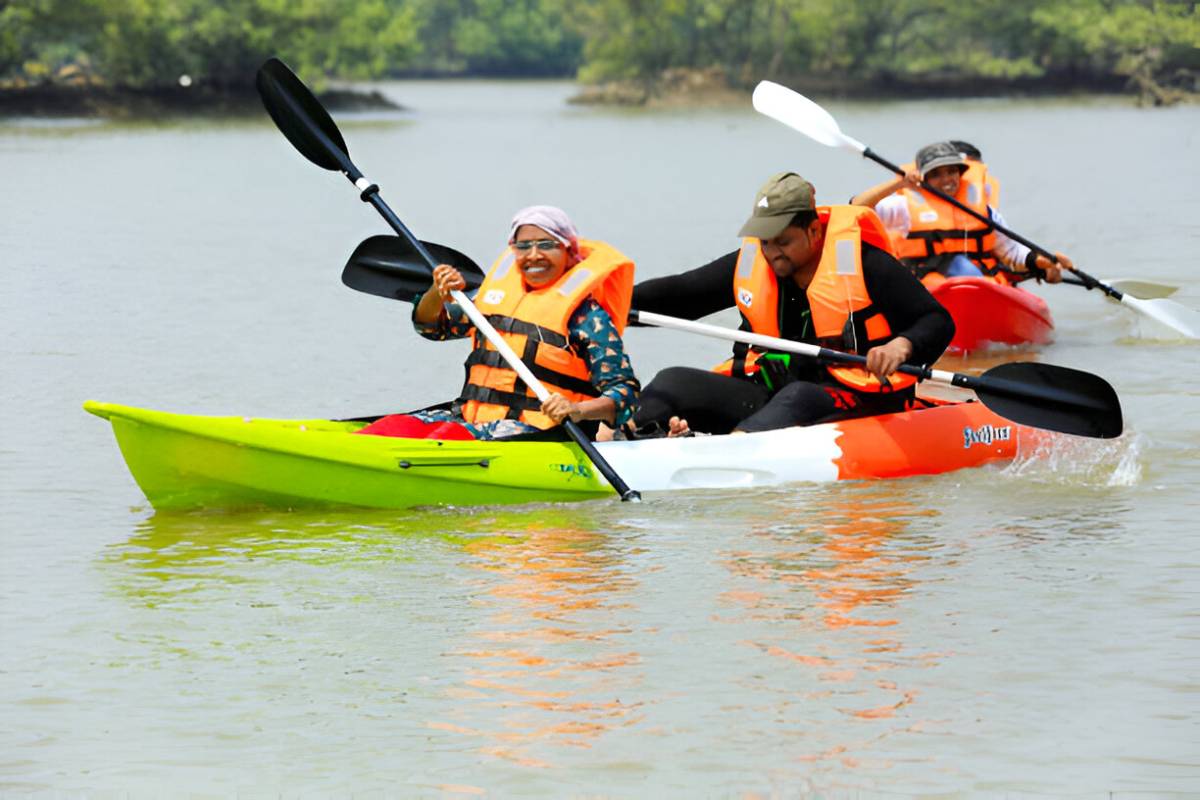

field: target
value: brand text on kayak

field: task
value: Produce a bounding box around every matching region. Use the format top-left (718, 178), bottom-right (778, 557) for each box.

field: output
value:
top-left (551, 461), bottom-right (595, 480)
top-left (963, 424), bottom-right (1013, 449)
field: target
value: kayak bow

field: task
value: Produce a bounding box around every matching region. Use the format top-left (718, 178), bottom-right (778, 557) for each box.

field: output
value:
top-left (927, 276), bottom-right (1055, 351)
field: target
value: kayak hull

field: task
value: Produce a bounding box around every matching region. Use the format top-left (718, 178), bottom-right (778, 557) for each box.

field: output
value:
top-left (928, 276), bottom-right (1054, 352)
top-left (85, 399), bottom-right (1047, 512)
top-left (88, 402), bottom-right (611, 511)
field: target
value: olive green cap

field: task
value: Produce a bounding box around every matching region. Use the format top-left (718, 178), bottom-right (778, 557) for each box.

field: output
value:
top-left (916, 141), bottom-right (968, 176)
top-left (737, 172), bottom-right (817, 240)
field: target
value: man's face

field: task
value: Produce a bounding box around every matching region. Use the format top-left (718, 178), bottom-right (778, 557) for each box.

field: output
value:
top-left (760, 219), bottom-right (822, 283)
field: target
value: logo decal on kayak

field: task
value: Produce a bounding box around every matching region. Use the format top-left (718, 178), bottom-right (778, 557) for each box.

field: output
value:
top-left (963, 424), bottom-right (1012, 448)
top-left (737, 288), bottom-right (754, 308)
top-left (482, 289), bottom-right (505, 305)
top-left (551, 461), bottom-right (594, 480)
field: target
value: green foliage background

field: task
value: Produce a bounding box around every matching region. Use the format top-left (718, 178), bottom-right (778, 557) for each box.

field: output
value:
top-left (1, 0), bottom-right (1196, 91)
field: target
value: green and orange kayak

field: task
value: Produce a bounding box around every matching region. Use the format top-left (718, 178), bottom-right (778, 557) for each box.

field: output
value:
top-left (85, 398), bottom-right (1050, 512)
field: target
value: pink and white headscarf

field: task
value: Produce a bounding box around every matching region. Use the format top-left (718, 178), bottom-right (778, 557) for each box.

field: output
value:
top-left (508, 205), bottom-right (581, 261)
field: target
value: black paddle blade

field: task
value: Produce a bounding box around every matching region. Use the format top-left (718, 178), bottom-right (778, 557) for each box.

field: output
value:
top-left (342, 235), bottom-right (485, 302)
top-left (973, 361), bottom-right (1123, 439)
top-left (256, 57), bottom-right (355, 176)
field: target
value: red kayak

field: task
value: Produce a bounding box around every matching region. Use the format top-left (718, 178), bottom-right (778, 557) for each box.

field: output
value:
top-left (926, 276), bottom-right (1054, 352)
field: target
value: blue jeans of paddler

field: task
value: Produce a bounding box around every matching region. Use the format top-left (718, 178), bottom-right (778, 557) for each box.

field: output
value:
top-left (945, 254), bottom-right (985, 278)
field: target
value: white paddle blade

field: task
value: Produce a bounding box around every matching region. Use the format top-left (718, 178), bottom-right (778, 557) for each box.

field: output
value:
top-left (1122, 295), bottom-right (1200, 339)
top-left (1106, 278), bottom-right (1178, 299)
top-left (752, 81), bottom-right (866, 153)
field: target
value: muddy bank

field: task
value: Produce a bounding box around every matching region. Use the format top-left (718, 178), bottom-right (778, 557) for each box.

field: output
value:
top-left (570, 66), bottom-right (1200, 108)
top-left (569, 68), bottom-right (742, 107)
top-left (0, 84), bottom-right (403, 118)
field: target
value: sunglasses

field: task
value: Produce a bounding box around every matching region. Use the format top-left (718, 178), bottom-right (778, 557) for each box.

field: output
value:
top-left (512, 239), bottom-right (562, 253)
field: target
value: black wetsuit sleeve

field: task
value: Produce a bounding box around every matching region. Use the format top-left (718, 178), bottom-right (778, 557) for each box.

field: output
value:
top-left (861, 243), bottom-right (955, 365)
top-left (632, 251), bottom-right (739, 320)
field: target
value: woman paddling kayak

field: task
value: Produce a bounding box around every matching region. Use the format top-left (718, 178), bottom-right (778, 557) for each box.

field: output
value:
top-left (356, 205), bottom-right (641, 441)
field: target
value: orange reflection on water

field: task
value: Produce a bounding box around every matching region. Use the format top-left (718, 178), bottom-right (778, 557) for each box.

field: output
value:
top-left (801, 508), bottom-right (935, 630)
top-left (720, 487), bottom-right (942, 764)
top-left (429, 522), bottom-right (643, 768)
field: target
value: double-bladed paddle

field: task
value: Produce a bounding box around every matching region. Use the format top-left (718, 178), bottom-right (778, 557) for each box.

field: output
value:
top-left (342, 234), bottom-right (1123, 440)
top-left (255, 57), bottom-right (641, 502)
top-left (750, 80), bottom-right (1200, 340)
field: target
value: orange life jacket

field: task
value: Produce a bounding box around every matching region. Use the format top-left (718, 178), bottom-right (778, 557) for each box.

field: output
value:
top-left (715, 205), bottom-right (916, 393)
top-left (965, 160), bottom-right (1000, 208)
top-left (893, 161), bottom-right (999, 274)
top-left (456, 239), bottom-right (634, 429)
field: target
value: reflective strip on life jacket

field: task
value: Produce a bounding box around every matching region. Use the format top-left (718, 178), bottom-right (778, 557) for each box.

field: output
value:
top-left (964, 160), bottom-right (1000, 208)
top-left (715, 238), bottom-right (782, 379)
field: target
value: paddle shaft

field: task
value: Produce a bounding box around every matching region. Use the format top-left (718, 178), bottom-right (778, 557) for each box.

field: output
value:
top-left (861, 149), bottom-right (1123, 300)
top-left (631, 310), bottom-right (1107, 411)
top-left (634, 308), bottom-right (943, 384)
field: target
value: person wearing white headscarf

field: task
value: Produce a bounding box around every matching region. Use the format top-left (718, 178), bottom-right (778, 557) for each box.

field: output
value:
top-left (357, 206), bottom-right (640, 441)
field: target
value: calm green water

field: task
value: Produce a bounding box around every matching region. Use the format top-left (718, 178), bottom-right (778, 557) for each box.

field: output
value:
top-left (2, 81), bottom-right (1198, 795)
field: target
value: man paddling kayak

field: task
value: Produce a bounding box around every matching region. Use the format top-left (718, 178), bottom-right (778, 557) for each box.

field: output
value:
top-left (631, 173), bottom-right (954, 436)
top-left (850, 141), bottom-right (1069, 286)
top-left (357, 206), bottom-right (640, 441)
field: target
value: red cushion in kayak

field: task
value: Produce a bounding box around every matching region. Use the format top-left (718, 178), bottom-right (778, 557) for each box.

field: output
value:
top-left (354, 413), bottom-right (475, 440)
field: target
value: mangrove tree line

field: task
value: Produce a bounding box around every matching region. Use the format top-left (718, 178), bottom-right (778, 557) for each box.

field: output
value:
top-left (1, 0), bottom-right (1195, 99)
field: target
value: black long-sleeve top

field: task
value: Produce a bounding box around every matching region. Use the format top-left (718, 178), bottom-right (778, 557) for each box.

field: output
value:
top-left (633, 243), bottom-right (955, 369)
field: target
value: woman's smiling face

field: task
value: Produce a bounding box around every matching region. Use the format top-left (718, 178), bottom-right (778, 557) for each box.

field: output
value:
top-left (512, 224), bottom-right (570, 288)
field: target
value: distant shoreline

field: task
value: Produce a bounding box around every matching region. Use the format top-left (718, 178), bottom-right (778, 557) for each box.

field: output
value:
top-left (569, 67), bottom-right (1196, 108)
top-left (2, 68), bottom-right (1193, 118)
top-left (0, 84), bottom-right (404, 118)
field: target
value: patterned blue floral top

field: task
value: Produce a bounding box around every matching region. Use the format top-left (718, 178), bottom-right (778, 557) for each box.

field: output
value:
top-left (412, 296), bottom-right (640, 440)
